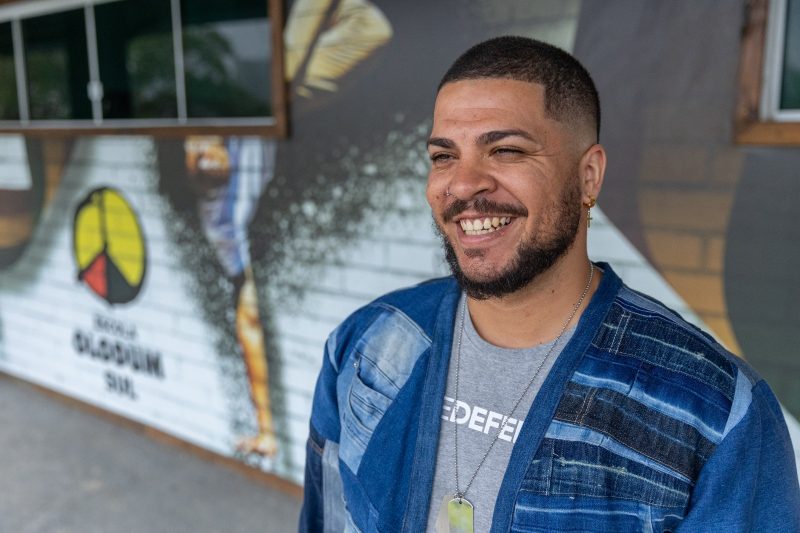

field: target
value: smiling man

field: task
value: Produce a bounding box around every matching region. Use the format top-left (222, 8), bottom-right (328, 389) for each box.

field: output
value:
top-left (299, 37), bottom-right (800, 532)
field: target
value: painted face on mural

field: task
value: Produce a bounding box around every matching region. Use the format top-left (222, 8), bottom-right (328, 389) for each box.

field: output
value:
top-left (426, 78), bottom-right (585, 299)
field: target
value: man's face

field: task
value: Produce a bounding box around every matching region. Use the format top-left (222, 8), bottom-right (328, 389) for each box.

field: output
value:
top-left (426, 78), bottom-right (583, 299)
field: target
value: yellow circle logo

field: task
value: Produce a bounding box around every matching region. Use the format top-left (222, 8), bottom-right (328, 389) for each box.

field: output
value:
top-left (73, 187), bottom-right (146, 305)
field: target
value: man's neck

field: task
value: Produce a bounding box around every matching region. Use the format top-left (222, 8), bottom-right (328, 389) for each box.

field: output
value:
top-left (466, 255), bottom-right (600, 349)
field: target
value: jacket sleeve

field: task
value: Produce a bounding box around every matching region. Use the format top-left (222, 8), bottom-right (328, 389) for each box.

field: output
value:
top-left (299, 333), bottom-right (345, 533)
top-left (676, 379), bottom-right (800, 531)
top-left (298, 424), bottom-right (326, 532)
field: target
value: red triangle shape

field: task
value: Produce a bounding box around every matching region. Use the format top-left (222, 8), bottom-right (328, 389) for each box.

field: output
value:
top-left (81, 253), bottom-right (108, 299)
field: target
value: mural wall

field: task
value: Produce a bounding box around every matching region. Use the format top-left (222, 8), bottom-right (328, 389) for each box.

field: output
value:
top-left (0, 0), bottom-right (798, 485)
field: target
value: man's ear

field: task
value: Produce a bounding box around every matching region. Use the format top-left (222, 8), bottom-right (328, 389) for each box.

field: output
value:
top-left (580, 143), bottom-right (606, 203)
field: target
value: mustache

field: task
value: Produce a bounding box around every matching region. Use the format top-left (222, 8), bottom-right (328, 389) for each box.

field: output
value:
top-left (442, 197), bottom-right (528, 222)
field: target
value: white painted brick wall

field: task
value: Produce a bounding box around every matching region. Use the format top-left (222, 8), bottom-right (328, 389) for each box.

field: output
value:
top-left (4, 131), bottom-right (798, 487)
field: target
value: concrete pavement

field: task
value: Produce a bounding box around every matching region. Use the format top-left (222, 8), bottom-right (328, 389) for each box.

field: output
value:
top-left (0, 374), bottom-right (302, 533)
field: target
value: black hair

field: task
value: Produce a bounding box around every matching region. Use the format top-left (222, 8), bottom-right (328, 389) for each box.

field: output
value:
top-left (439, 36), bottom-right (600, 141)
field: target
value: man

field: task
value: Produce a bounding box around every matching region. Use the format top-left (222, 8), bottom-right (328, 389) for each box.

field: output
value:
top-left (299, 36), bottom-right (800, 532)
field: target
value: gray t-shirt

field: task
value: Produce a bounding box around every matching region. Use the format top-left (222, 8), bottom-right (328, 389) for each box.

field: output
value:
top-left (426, 295), bottom-right (575, 533)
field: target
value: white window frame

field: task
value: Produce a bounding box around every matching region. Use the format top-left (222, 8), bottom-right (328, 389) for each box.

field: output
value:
top-left (760, 0), bottom-right (800, 121)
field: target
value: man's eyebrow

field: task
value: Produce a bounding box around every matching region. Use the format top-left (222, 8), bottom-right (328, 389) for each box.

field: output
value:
top-left (427, 129), bottom-right (535, 149)
top-left (477, 129), bottom-right (535, 145)
top-left (427, 137), bottom-right (455, 149)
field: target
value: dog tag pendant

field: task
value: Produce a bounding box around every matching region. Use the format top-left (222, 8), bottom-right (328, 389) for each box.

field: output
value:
top-left (436, 494), bottom-right (474, 533)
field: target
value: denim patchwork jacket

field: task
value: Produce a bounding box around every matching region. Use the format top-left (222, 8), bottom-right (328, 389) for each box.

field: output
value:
top-left (299, 264), bottom-right (800, 532)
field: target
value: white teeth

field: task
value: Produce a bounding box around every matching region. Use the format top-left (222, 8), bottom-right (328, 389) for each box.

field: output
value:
top-left (460, 216), bottom-right (513, 235)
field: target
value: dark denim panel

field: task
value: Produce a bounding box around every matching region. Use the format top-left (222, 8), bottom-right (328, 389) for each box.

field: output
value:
top-left (576, 347), bottom-right (641, 388)
top-left (593, 302), bottom-right (737, 400)
top-left (554, 382), bottom-right (715, 479)
top-left (523, 438), bottom-right (691, 508)
top-left (299, 427), bottom-right (326, 532)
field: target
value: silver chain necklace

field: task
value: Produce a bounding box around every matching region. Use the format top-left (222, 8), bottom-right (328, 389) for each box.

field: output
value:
top-left (451, 262), bottom-right (595, 505)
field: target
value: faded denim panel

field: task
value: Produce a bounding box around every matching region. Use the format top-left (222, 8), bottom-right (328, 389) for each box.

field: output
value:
top-left (618, 285), bottom-right (687, 323)
top-left (524, 438), bottom-right (691, 508)
top-left (593, 303), bottom-right (736, 401)
top-left (345, 370), bottom-right (392, 447)
top-left (353, 305), bottom-right (431, 399)
top-left (723, 369), bottom-right (753, 437)
top-left (299, 428), bottom-right (325, 533)
top-left (344, 511), bottom-right (364, 533)
top-left (511, 491), bottom-right (684, 533)
top-left (554, 382), bottom-right (715, 479)
top-left (339, 307), bottom-right (431, 474)
top-left (322, 441), bottom-right (346, 533)
top-left (574, 350), bottom-right (731, 442)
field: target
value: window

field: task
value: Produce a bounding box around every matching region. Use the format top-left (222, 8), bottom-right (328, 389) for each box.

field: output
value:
top-left (0, 0), bottom-right (286, 136)
top-left (0, 22), bottom-right (19, 120)
top-left (95, 0), bottom-right (177, 120)
top-left (736, 0), bottom-right (800, 144)
top-left (763, 0), bottom-right (800, 119)
top-left (182, 0), bottom-right (273, 119)
top-left (23, 9), bottom-right (92, 121)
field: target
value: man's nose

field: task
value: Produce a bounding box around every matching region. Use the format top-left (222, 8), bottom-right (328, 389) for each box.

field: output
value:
top-left (447, 158), bottom-right (497, 200)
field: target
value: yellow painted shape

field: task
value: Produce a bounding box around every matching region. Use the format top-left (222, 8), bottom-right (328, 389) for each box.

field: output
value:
top-left (103, 190), bottom-right (144, 285)
top-left (74, 191), bottom-right (105, 268)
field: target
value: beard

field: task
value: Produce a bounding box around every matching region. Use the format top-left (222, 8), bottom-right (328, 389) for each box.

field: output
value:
top-left (435, 181), bottom-right (582, 300)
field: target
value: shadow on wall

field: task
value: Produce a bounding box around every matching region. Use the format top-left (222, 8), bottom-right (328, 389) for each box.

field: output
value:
top-left (0, 138), bottom-right (72, 274)
top-left (727, 150), bottom-right (800, 417)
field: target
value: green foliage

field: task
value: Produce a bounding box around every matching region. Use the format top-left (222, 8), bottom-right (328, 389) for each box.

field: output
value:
top-left (183, 27), bottom-right (269, 118)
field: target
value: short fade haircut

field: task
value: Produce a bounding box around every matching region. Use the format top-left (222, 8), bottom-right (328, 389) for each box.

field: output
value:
top-left (439, 36), bottom-right (600, 142)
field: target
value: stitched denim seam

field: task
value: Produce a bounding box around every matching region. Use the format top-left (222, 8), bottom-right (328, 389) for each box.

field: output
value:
top-left (552, 458), bottom-right (689, 498)
top-left (614, 348), bottom-right (733, 400)
top-left (342, 416), bottom-right (369, 449)
top-left (349, 387), bottom-right (386, 426)
top-left (578, 387), bottom-right (598, 425)
top-left (308, 435), bottom-right (324, 456)
top-left (522, 484), bottom-right (688, 509)
top-left (595, 302), bottom-right (735, 392)
top-left (346, 376), bottom-right (389, 439)
top-left (555, 385), bottom-right (713, 480)
top-left (608, 310), bottom-right (630, 355)
top-left (355, 349), bottom-right (402, 395)
top-left (556, 420), bottom-right (702, 482)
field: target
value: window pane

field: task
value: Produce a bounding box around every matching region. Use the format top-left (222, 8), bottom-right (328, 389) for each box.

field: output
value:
top-left (781, 0), bottom-right (800, 109)
top-left (182, 0), bottom-right (272, 118)
top-left (23, 9), bottom-right (91, 120)
top-left (95, 0), bottom-right (177, 119)
top-left (0, 22), bottom-right (18, 120)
